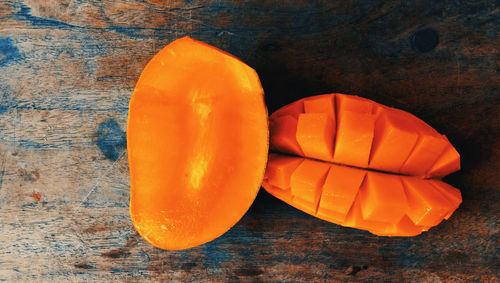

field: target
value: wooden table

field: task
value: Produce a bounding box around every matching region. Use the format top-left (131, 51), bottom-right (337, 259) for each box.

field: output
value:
top-left (0, 1), bottom-right (498, 281)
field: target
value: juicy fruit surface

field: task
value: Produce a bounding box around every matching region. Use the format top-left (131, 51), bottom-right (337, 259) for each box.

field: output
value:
top-left (127, 37), bottom-right (268, 250)
top-left (264, 93), bottom-right (461, 236)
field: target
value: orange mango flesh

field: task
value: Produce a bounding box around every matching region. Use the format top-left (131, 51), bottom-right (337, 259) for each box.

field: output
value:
top-left (290, 159), bottom-right (330, 215)
top-left (427, 144), bottom-right (461, 178)
top-left (266, 154), bottom-right (304, 189)
top-left (343, 193), bottom-right (391, 233)
top-left (358, 172), bottom-right (408, 223)
top-left (336, 93), bottom-right (374, 114)
top-left (369, 111), bottom-right (419, 172)
top-left (331, 91), bottom-right (377, 167)
top-left (392, 108), bottom-right (450, 176)
top-left (265, 93), bottom-right (461, 236)
top-left (262, 153), bottom-right (448, 237)
top-left (272, 100), bottom-right (304, 119)
top-left (428, 180), bottom-right (462, 219)
top-left (296, 113), bottom-right (335, 161)
top-left (377, 215), bottom-right (428, 237)
top-left (269, 115), bottom-right (304, 156)
top-left (317, 164), bottom-right (366, 223)
top-left (401, 135), bottom-right (449, 176)
top-left (401, 177), bottom-right (453, 226)
top-left (333, 111), bottom-right (376, 167)
top-left (127, 37), bottom-right (268, 250)
top-left (304, 94), bottom-right (336, 117)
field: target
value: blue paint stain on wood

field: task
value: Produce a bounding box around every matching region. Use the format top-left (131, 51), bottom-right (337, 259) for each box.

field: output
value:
top-left (11, 2), bottom-right (182, 40)
top-left (202, 241), bottom-right (232, 271)
top-left (0, 104), bottom-right (7, 115)
top-left (110, 267), bottom-right (121, 274)
top-left (14, 3), bottom-right (77, 29)
top-left (0, 38), bottom-right (21, 67)
top-left (198, 224), bottom-right (265, 272)
top-left (13, 139), bottom-right (57, 149)
top-left (84, 59), bottom-right (97, 75)
top-left (108, 26), bottom-right (153, 39)
top-left (96, 119), bottom-right (126, 161)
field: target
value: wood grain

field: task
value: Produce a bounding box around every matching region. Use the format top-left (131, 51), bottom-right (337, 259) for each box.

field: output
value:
top-left (0, 0), bottom-right (498, 281)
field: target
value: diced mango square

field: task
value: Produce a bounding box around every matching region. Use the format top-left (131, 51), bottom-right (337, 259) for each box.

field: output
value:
top-left (343, 193), bottom-right (391, 232)
top-left (317, 164), bottom-right (366, 223)
top-left (358, 172), bottom-right (408, 223)
top-left (271, 100), bottom-right (304, 119)
top-left (376, 215), bottom-right (424, 237)
top-left (304, 94), bottom-right (336, 116)
top-left (336, 93), bottom-right (373, 114)
top-left (265, 154), bottom-right (304, 190)
top-left (428, 180), bottom-right (462, 219)
top-left (400, 134), bottom-right (449, 175)
top-left (401, 176), bottom-right (452, 226)
top-left (369, 111), bottom-right (419, 172)
top-left (290, 159), bottom-right (330, 214)
top-left (296, 113), bottom-right (335, 161)
top-left (262, 181), bottom-right (293, 204)
top-left (269, 115), bottom-right (304, 156)
top-left (333, 110), bottom-right (375, 167)
top-left (427, 143), bottom-right (461, 178)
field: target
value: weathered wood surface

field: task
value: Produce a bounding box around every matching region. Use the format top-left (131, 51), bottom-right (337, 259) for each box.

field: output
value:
top-left (0, 0), bottom-right (498, 281)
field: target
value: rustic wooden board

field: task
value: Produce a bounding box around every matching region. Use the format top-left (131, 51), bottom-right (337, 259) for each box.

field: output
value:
top-left (0, 0), bottom-right (498, 281)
